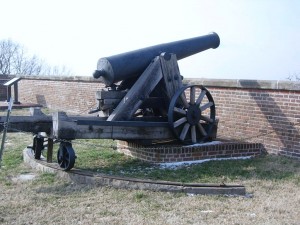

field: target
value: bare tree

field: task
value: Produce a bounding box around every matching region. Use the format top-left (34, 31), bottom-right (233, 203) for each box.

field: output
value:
top-left (0, 39), bottom-right (72, 76)
top-left (41, 64), bottom-right (72, 76)
top-left (287, 72), bottom-right (300, 81)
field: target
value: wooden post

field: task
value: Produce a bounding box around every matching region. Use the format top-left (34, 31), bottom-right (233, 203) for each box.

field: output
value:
top-left (47, 138), bottom-right (54, 163)
top-left (13, 82), bottom-right (20, 104)
top-left (3, 77), bottom-right (22, 103)
top-left (6, 86), bottom-right (11, 102)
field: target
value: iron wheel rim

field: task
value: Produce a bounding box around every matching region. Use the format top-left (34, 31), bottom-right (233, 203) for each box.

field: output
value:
top-left (168, 85), bottom-right (215, 144)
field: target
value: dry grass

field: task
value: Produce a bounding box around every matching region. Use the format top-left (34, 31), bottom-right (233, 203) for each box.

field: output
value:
top-left (0, 176), bottom-right (299, 225)
top-left (0, 109), bottom-right (300, 224)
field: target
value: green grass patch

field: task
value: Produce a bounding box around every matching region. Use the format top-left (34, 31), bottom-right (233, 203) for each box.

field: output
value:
top-left (70, 139), bottom-right (300, 184)
top-left (134, 192), bottom-right (148, 202)
top-left (1, 132), bottom-right (300, 186)
top-left (71, 139), bottom-right (152, 175)
top-left (0, 133), bottom-right (33, 185)
top-left (32, 173), bottom-right (56, 185)
top-left (1, 148), bottom-right (23, 169)
top-left (1, 128), bottom-right (300, 225)
top-left (0, 133), bottom-right (32, 174)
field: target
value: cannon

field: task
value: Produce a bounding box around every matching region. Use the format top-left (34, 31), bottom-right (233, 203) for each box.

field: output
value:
top-left (93, 32), bottom-right (220, 86)
top-left (1, 32), bottom-right (220, 171)
top-left (53, 32), bottom-right (220, 169)
top-left (90, 32), bottom-right (219, 120)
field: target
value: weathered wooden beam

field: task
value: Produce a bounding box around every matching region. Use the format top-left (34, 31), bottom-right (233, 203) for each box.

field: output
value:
top-left (52, 112), bottom-right (173, 140)
top-left (96, 90), bottom-right (127, 99)
top-left (6, 86), bottom-right (11, 102)
top-left (107, 56), bottom-right (163, 121)
top-left (47, 138), bottom-right (53, 163)
top-left (100, 97), bottom-right (166, 112)
top-left (160, 53), bottom-right (183, 100)
top-left (102, 99), bottom-right (122, 105)
top-left (13, 82), bottom-right (20, 104)
top-left (0, 115), bottom-right (52, 134)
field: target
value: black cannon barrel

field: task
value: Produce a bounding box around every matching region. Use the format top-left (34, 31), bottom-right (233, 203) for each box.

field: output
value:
top-left (93, 32), bottom-right (220, 86)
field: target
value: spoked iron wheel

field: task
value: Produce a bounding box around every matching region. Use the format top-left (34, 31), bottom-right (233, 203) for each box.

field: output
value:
top-left (168, 85), bottom-right (215, 144)
top-left (57, 142), bottom-right (76, 171)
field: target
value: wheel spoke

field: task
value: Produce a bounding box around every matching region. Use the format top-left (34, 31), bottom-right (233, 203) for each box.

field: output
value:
top-left (200, 102), bottom-right (214, 111)
top-left (169, 85), bottom-right (215, 144)
top-left (173, 107), bottom-right (186, 115)
top-left (60, 161), bottom-right (66, 168)
top-left (196, 90), bottom-right (206, 105)
top-left (190, 86), bottom-right (196, 104)
top-left (191, 125), bottom-right (196, 143)
top-left (197, 122), bottom-right (207, 136)
top-left (174, 117), bottom-right (187, 128)
top-left (180, 93), bottom-right (189, 108)
top-left (200, 115), bottom-right (213, 123)
top-left (179, 123), bottom-right (190, 141)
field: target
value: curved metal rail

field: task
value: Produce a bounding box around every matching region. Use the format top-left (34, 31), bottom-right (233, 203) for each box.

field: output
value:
top-left (24, 147), bottom-right (246, 196)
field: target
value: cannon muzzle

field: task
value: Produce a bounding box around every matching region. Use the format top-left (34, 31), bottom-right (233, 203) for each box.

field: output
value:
top-left (94, 32), bottom-right (220, 86)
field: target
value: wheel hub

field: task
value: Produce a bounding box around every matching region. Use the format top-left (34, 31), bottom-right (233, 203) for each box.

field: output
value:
top-left (186, 104), bottom-right (201, 125)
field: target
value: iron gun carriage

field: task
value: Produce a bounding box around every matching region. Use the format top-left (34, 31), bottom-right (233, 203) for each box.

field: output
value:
top-left (88, 32), bottom-right (220, 142)
top-left (2, 32), bottom-right (220, 171)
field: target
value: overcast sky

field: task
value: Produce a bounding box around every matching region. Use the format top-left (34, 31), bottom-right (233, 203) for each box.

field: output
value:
top-left (0, 0), bottom-right (299, 81)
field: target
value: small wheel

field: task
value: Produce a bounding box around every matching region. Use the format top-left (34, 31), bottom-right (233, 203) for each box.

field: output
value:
top-left (168, 85), bottom-right (215, 144)
top-left (57, 142), bottom-right (76, 171)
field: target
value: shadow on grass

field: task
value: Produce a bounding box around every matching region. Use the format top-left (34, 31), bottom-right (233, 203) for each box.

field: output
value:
top-left (75, 152), bottom-right (300, 184)
top-left (48, 139), bottom-right (300, 185)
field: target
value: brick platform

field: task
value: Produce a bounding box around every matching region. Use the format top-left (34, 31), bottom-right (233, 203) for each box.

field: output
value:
top-left (117, 140), bottom-right (265, 163)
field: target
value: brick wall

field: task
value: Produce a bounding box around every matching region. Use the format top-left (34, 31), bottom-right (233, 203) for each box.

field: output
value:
top-left (185, 78), bottom-right (300, 160)
top-left (213, 88), bottom-right (300, 157)
top-left (2, 75), bottom-right (300, 160)
top-left (17, 76), bottom-right (105, 115)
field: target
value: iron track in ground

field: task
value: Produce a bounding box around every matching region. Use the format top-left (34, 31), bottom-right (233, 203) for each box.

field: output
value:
top-left (23, 147), bottom-right (246, 196)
